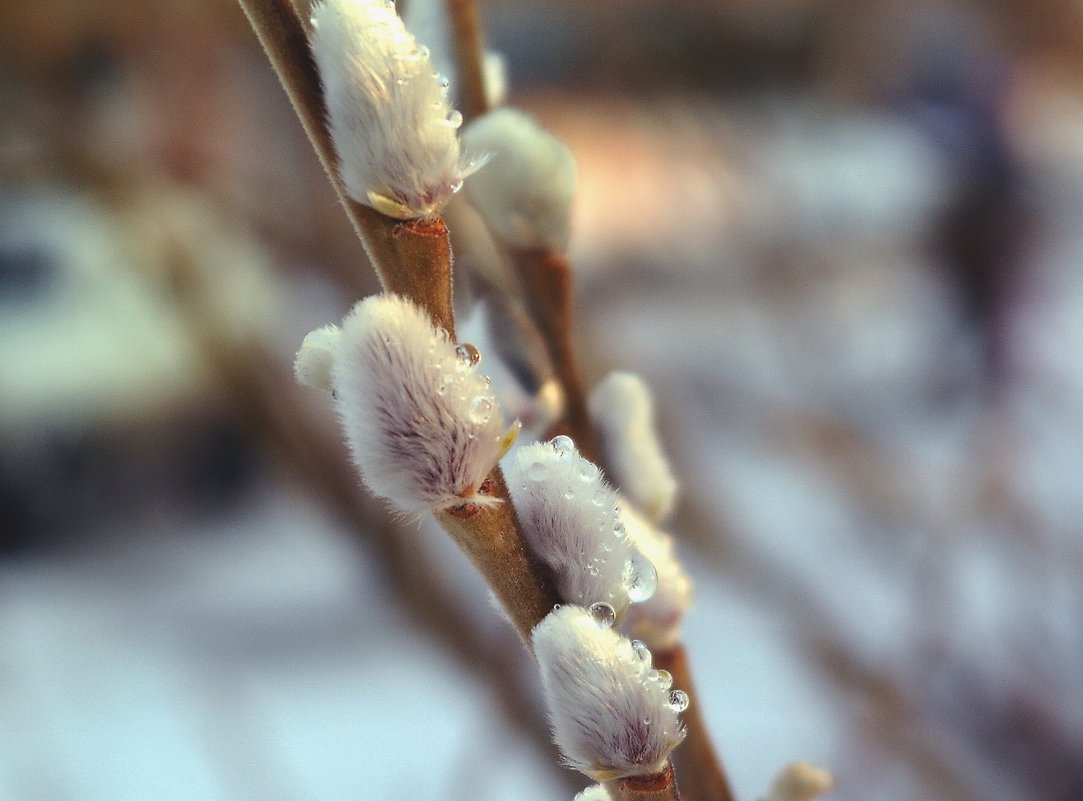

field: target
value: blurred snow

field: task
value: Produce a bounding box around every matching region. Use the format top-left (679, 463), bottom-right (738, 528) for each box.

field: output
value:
top-left (4, 1), bottom-right (1083, 799)
top-left (0, 491), bottom-right (565, 801)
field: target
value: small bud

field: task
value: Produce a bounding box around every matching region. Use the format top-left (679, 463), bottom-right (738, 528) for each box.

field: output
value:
top-left (619, 505), bottom-right (693, 652)
top-left (293, 324), bottom-right (341, 391)
top-left (574, 785), bottom-right (611, 801)
top-left (764, 761), bottom-right (834, 801)
top-left (311, 0), bottom-right (473, 219)
top-left (504, 439), bottom-right (649, 615)
top-left (482, 51), bottom-right (508, 108)
top-left (589, 372), bottom-right (678, 523)
top-left (331, 293), bottom-right (509, 515)
top-left (462, 108), bottom-right (578, 252)
top-left (533, 605), bottom-right (686, 781)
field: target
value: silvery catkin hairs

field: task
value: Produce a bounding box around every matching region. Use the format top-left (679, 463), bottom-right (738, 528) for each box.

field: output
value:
top-left (533, 604), bottom-right (688, 781)
top-left (329, 293), bottom-right (512, 515)
top-left (310, 0), bottom-right (475, 219)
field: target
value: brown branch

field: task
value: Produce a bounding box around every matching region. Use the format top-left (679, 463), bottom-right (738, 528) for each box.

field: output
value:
top-left (444, 0), bottom-right (489, 123)
top-left (656, 645), bottom-right (735, 801)
top-left (237, 0), bottom-right (564, 650)
top-left (237, 0), bottom-right (456, 333)
top-left (511, 248), bottom-right (599, 462)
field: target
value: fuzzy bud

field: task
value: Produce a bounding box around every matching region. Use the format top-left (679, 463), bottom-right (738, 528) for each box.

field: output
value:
top-left (462, 108), bottom-right (578, 252)
top-left (331, 293), bottom-right (513, 515)
top-left (294, 324), bottom-right (341, 391)
top-left (589, 372), bottom-right (678, 523)
top-left (504, 437), bottom-right (656, 617)
top-left (533, 605), bottom-right (687, 781)
top-left (619, 504), bottom-right (693, 652)
top-left (311, 0), bottom-right (472, 219)
top-left (764, 761), bottom-right (834, 801)
top-left (574, 786), bottom-right (611, 801)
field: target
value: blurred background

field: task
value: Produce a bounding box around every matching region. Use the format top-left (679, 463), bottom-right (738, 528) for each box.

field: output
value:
top-left (2, 1), bottom-right (1083, 799)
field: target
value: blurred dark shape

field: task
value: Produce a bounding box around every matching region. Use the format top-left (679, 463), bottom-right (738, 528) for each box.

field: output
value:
top-left (0, 415), bottom-right (260, 553)
top-left (0, 246), bottom-right (56, 304)
top-left (882, 13), bottom-right (1030, 392)
top-left (933, 665), bottom-right (1083, 801)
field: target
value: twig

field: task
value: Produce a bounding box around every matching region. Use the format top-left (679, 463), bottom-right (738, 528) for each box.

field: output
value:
top-left (511, 248), bottom-right (599, 462)
top-left (237, 0), bottom-right (455, 333)
top-left (655, 645), bottom-right (735, 801)
top-left (238, 0), bottom-right (562, 649)
top-left (444, 0), bottom-right (489, 123)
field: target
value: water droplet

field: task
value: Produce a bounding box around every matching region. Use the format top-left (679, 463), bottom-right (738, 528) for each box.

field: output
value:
top-left (647, 669), bottom-right (660, 682)
top-left (469, 396), bottom-right (493, 424)
top-left (601, 541), bottom-right (613, 552)
top-left (587, 565), bottom-right (599, 576)
top-left (579, 465), bottom-right (598, 483)
top-left (656, 669), bottom-right (673, 689)
top-left (436, 384), bottom-right (447, 396)
top-left (667, 690), bottom-right (689, 712)
top-left (528, 461), bottom-right (547, 481)
top-left (613, 522), bottom-right (626, 539)
top-left (564, 489), bottom-right (575, 500)
top-left (550, 435), bottom-right (574, 456)
top-left (455, 343), bottom-right (481, 365)
top-left (592, 489), bottom-right (606, 507)
top-left (447, 109), bottom-right (463, 129)
top-left (588, 601), bottom-right (616, 629)
top-left (631, 639), bottom-right (651, 663)
top-left (624, 553), bottom-right (658, 603)
top-left (642, 717), bottom-right (652, 726)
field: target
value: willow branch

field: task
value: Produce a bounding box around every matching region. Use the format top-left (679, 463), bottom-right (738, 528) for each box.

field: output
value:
top-left (444, 0), bottom-right (489, 123)
top-left (655, 645), bottom-right (735, 801)
top-left (511, 248), bottom-right (599, 462)
top-left (238, 0), bottom-right (563, 647)
top-left (237, 0), bottom-right (456, 332)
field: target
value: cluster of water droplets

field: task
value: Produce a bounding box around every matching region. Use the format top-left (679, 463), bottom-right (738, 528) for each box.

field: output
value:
top-left (580, 606), bottom-right (692, 720)
top-left (520, 435), bottom-right (659, 611)
top-left (425, 339), bottom-right (497, 436)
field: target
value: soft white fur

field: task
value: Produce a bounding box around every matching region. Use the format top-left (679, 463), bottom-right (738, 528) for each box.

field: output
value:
top-left (293, 323), bottom-right (341, 392)
top-left (533, 605), bottom-right (686, 780)
top-left (573, 785), bottom-right (612, 801)
top-left (589, 372), bottom-right (678, 523)
top-left (462, 108), bottom-right (578, 252)
top-left (618, 504), bottom-right (693, 652)
top-left (331, 294), bottom-right (507, 514)
top-left (504, 439), bottom-right (638, 614)
top-left (311, 0), bottom-right (467, 219)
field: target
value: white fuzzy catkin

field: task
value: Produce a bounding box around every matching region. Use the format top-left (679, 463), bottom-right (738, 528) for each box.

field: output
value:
top-left (504, 438), bottom-right (654, 615)
top-left (589, 372), bottom-right (678, 523)
top-left (311, 0), bottom-right (469, 219)
top-left (619, 504), bottom-right (693, 652)
top-left (764, 761), bottom-right (835, 801)
top-left (573, 786), bottom-right (611, 801)
top-left (462, 108), bottom-right (578, 252)
top-left (533, 605), bottom-right (686, 781)
top-left (294, 324), bottom-right (341, 392)
top-left (331, 293), bottom-right (510, 515)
